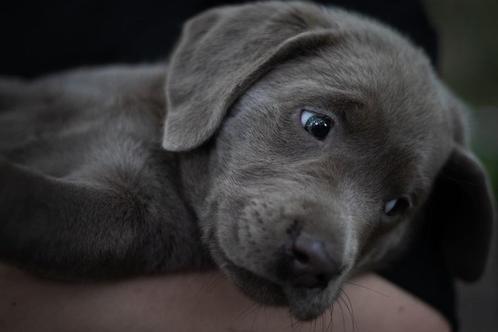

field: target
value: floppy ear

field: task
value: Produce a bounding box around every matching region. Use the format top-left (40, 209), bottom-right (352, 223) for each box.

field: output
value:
top-left (427, 146), bottom-right (495, 282)
top-left (162, 2), bottom-right (334, 151)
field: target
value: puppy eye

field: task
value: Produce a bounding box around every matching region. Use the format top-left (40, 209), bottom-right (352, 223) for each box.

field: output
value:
top-left (384, 197), bottom-right (410, 216)
top-left (300, 109), bottom-right (332, 140)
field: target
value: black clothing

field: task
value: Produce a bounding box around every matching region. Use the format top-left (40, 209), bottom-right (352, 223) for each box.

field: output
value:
top-left (0, 0), bottom-right (438, 78)
top-left (377, 221), bottom-right (457, 329)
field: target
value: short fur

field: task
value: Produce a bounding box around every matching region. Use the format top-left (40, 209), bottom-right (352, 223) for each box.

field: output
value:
top-left (0, 1), bottom-right (494, 320)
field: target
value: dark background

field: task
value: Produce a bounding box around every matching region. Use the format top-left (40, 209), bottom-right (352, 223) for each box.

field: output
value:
top-left (0, 0), bottom-right (437, 77)
top-left (425, 1), bottom-right (498, 331)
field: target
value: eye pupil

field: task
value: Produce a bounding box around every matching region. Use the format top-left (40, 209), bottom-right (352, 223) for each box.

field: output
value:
top-left (304, 114), bottom-right (331, 140)
top-left (384, 198), bottom-right (410, 216)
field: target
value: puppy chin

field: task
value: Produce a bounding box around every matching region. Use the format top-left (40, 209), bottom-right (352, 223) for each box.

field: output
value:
top-left (284, 284), bottom-right (338, 321)
top-left (212, 242), bottom-right (340, 320)
top-left (222, 259), bottom-right (288, 306)
top-left (222, 258), bottom-right (339, 321)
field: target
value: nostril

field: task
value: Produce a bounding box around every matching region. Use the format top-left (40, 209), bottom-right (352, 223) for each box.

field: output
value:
top-left (314, 273), bottom-right (329, 287)
top-left (292, 247), bottom-right (310, 264)
top-left (282, 233), bottom-right (340, 289)
top-left (293, 236), bottom-right (331, 269)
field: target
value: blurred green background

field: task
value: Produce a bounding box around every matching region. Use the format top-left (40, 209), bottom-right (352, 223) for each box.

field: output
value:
top-left (424, 1), bottom-right (498, 331)
top-left (425, 0), bottom-right (498, 190)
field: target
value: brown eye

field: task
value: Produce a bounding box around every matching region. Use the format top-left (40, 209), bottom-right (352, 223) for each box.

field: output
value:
top-left (300, 110), bottom-right (332, 140)
top-left (384, 197), bottom-right (410, 216)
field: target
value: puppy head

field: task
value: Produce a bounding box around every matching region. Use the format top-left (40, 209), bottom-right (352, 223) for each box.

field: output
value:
top-left (163, 1), bottom-right (495, 320)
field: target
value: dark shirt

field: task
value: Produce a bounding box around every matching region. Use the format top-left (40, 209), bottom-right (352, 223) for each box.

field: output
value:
top-left (0, 0), bottom-right (456, 329)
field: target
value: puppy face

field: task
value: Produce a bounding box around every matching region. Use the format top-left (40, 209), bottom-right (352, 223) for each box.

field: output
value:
top-left (202, 41), bottom-right (452, 319)
top-left (165, 1), bottom-right (494, 321)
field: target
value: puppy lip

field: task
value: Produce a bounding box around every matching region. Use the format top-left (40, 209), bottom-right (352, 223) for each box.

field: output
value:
top-left (210, 238), bottom-right (336, 319)
top-left (223, 257), bottom-right (288, 306)
top-left (209, 239), bottom-right (287, 305)
top-left (283, 280), bottom-right (342, 321)
top-left (221, 254), bottom-right (338, 321)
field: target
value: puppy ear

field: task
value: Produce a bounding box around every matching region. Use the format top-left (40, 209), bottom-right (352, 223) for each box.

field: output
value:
top-left (162, 2), bottom-right (333, 151)
top-left (427, 146), bottom-right (495, 282)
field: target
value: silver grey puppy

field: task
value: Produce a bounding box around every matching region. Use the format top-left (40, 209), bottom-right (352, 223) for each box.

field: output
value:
top-left (0, 1), bottom-right (494, 320)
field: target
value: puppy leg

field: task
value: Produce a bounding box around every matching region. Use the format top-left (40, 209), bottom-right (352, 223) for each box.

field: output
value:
top-left (0, 78), bottom-right (37, 110)
top-left (0, 158), bottom-right (206, 280)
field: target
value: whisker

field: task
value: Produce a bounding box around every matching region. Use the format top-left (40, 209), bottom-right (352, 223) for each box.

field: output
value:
top-left (250, 304), bottom-right (263, 331)
top-left (345, 281), bottom-right (389, 297)
top-left (337, 293), bottom-right (346, 331)
top-left (287, 311), bottom-right (297, 330)
top-left (326, 303), bottom-right (335, 331)
top-left (236, 302), bottom-right (260, 321)
top-left (340, 289), bottom-right (357, 332)
top-left (337, 295), bottom-right (348, 331)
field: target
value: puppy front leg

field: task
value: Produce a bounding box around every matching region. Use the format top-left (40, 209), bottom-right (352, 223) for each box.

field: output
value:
top-left (0, 77), bottom-right (39, 110)
top-left (0, 158), bottom-right (207, 280)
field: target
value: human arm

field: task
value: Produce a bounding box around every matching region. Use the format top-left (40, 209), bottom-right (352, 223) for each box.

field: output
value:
top-left (0, 266), bottom-right (451, 332)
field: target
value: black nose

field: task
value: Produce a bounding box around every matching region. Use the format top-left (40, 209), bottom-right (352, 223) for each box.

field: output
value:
top-left (282, 233), bottom-right (340, 289)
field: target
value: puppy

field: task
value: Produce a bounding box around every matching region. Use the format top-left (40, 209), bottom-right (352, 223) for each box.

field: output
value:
top-left (0, 1), bottom-right (494, 320)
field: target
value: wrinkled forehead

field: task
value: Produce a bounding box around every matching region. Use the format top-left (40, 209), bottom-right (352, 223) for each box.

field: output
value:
top-left (250, 34), bottom-right (452, 183)
top-left (283, 34), bottom-right (440, 113)
top-left (267, 40), bottom-right (445, 135)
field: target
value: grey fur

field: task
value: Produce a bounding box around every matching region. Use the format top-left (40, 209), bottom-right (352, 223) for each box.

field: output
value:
top-left (0, 1), bottom-right (494, 320)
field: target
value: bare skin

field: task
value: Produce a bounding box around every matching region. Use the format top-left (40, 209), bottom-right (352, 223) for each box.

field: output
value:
top-left (0, 265), bottom-right (450, 332)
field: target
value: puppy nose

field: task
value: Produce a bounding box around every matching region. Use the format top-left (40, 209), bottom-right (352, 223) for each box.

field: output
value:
top-left (285, 233), bottom-right (340, 289)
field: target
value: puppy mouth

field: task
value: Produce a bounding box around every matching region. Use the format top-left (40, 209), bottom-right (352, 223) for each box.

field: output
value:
top-left (222, 258), bottom-right (339, 320)
top-left (213, 245), bottom-right (337, 320)
top-left (222, 258), bottom-right (288, 306)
